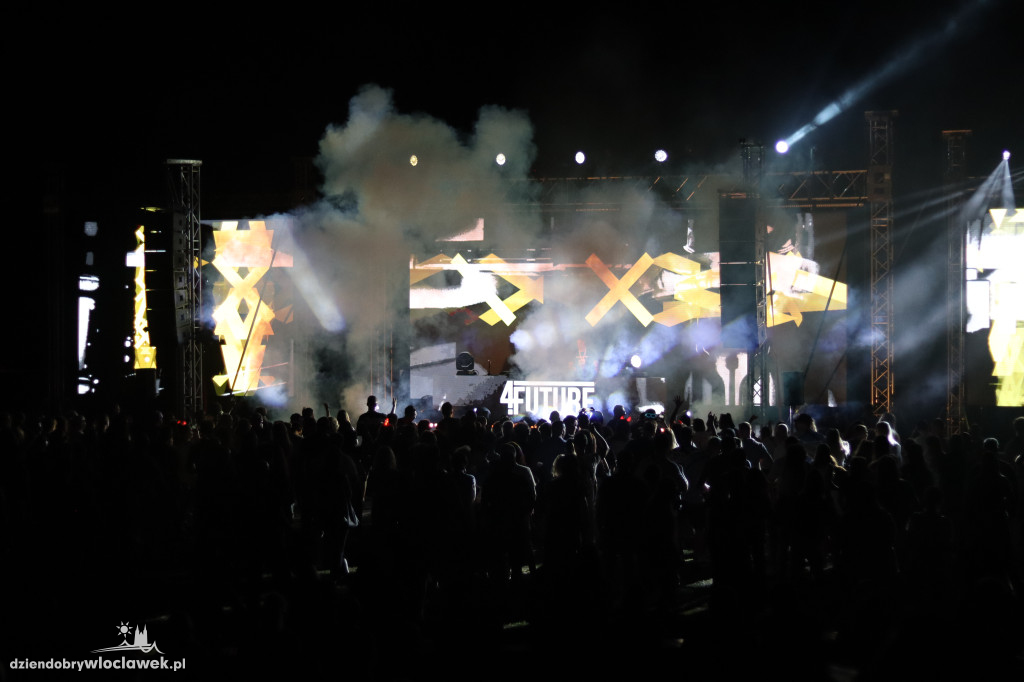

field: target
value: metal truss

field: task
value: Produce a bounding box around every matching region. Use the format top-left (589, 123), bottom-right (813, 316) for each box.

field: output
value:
top-left (943, 131), bottom-right (970, 434)
top-left (167, 159), bottom-right (203, 420)
top-left (534, 172), bottom-right (868, 211)
top-left (751, 213), bottom-right (769, 415)
top-left (741, 142), bottom-right (766, 191)
top-left (741, 143), bottom-right (769, 415)
top-left (767, 170), bottom-right (868, 208)
top-left (866, 112), bottom-right (897, 417)
top-left (368, 321), bottom-right (396, 410)
top-left (532, 175), bottom-right (722, 211)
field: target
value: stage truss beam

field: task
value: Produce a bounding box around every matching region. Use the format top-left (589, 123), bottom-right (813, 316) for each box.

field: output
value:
top-left (531, 172), bottom-right (868, 211)
top-left (768, 170), bottom-right (868, 208)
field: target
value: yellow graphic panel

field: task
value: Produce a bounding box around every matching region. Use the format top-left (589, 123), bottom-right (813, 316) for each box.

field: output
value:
top-left (210, 220), bottom-right (292, 395)
top-left (450, 254), bottom-right (516, 325)
top-left (410, 250), bottom-right (847, 331)
top-left (132, 226), bottom-right (156, 369)
top-left (586, 253), bottom-right (656, 327)
top-left (766, 252), bottom-right (847, 328)
top-left (478, 254), bottom-right (544, 326)
top-left (987, 208), bottom-right (1024, 406)
top-left (654, 252), bottom-right (719, 327)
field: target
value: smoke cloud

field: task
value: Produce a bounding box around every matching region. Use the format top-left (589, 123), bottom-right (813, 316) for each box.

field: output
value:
top-left (268, 85), bottom-right (542, 411)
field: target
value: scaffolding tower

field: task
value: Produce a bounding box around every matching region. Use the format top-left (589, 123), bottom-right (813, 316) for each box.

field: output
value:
top-left (866, 111), bottom-right (897, 417)
top-left (167, 159), bottom-right (203, 420)
top-left (943, 131), bottom-right (970, 434)
top-left (740, 142), bottom-right (769, 415)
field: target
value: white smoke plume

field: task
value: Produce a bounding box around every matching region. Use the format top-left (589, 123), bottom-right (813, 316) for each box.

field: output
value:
top-left (268, 85), bottom-right (541, 412)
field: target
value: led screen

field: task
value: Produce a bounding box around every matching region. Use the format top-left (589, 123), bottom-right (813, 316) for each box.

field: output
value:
top-left (965, 208), bottom-right (1024, 406)
top-left (409, 209), bottom-right (849, 417)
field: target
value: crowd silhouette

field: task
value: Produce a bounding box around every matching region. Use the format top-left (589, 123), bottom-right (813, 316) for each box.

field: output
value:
top-left (1, 396), bottom-right (1022, 680)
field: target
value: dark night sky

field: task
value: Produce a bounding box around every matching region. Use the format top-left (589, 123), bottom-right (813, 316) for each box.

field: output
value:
top-left (29, 0), bottom-right (1022, 197)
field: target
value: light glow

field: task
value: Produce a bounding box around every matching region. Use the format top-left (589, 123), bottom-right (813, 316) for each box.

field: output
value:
top-left (715, 352), bottom-right (749, 407)
top-left (130, 226), bottom-right (157, 369)
top-left (968, 208), bottom-right (1024, 406)
top-left (411, 249), bottom-right (846, 330)
top-left (78, 297), bottom-right (95, 369)
top-left (210, 220), bottom-right (294, 395)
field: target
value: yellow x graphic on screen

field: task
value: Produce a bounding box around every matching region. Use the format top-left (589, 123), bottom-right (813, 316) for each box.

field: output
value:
top-left (450, 254), bottom-right (517, 325)
top-left (585, 253), bottom-right (655, 327)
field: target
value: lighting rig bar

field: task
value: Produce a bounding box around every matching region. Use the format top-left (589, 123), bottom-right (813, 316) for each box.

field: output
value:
top-left (532, 172), bottom-right (868, 211)
top-left (767, 170), bottom-right (868, 208)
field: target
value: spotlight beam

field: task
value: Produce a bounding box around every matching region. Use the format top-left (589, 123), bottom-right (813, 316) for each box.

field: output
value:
top-left (779, 0), bottom-right (992, 150)
top-left (962, 162), bottom-right (1006, 225)
top-left (1001, 154), bottom-right (1016, 215)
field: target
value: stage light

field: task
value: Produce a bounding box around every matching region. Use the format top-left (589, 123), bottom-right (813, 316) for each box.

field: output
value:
top-left (130, 226), bottom-right (157, 370)
top-left (630, 354), bottom-right (642, 369)
top-left (575, 151), bottom-right (586, 165)
top-left (409, 155), bottom-right (418, 167)
top-left (775, 140), bottom-right (789, 154)
top-left (495, 153), bottom-right (506, 166)
top-left (456, 351), bottom-right (477, 375)
top-left (1003, 151), bottom-right (1011, 161)
top-left (654, 149), bottom-right (668, 163)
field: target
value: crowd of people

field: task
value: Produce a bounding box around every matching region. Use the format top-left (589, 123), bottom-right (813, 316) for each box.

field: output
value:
top-left (1, 395), bottom-right (1022, 680)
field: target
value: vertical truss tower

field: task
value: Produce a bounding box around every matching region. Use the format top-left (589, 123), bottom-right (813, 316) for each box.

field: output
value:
top-left (167, 159), bottom-right (203, 420)
top-left (367, 276), bottom-right (397, 409)
top-left (740, 142), bottom-right (769, 415)
top-left (943, 131), bottom-right (970, 433)
top-left (866, 111), bottom-right (897, 417)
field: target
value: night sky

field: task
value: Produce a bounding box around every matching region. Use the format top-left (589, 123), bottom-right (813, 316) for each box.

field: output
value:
top-left (31, 0), bottom-right (1022, 193)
